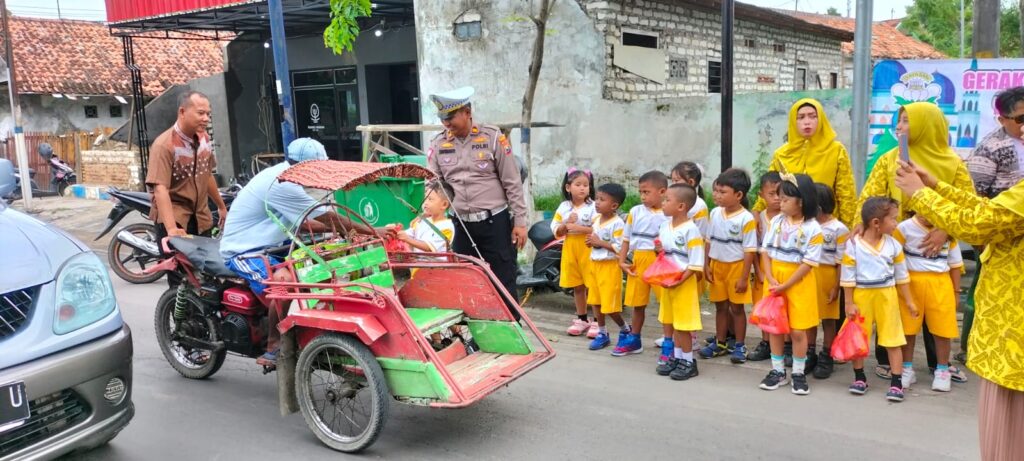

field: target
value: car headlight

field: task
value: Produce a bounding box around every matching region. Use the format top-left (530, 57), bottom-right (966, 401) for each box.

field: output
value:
top-left (53, 252), bottom-right (116, 334)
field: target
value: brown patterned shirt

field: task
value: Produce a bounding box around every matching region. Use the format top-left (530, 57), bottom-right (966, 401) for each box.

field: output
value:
top-left (145, 124), bottom-right (217, 232)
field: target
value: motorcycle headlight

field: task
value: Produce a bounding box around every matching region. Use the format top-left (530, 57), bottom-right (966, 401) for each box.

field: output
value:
top-left (53, 252), bottom-right (117, 335)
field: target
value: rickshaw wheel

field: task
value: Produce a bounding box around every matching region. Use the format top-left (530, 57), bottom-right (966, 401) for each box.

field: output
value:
top-left (296, 333), bottom-right (389, 453)
top-left (154, 288), bottom-right (227, 379)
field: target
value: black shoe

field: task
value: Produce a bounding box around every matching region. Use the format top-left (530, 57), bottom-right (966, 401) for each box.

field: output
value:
top-left (791, 373), bottom-right (810, 395)
top-left (704, 334), bottom-right (717, 346)
top-left (806, 348), bottom-right (818, 375)
top-left (670, 359), bottom-right (699, 380)
top-left (783, 342), bottom-right (793, 367)
top-left (747, 340), bottom-right (771, 361)
top-left (657, 357), bottom-right (681, 376)
top-left (759, 369), bottom-right (788, 390)
top-left (813, 350), bottom-right (834, 379)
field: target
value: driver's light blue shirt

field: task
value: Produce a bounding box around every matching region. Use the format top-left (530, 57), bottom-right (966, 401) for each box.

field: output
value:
top-left (219, 161), bottom-right (326, 259)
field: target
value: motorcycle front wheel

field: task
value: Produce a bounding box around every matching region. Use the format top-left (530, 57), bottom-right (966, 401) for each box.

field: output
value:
top-left (296, 333), bottom-right (389, 453)
top-left (56, 177), bottom-right (75, 196)
top-left (108, 222), bottom-right (165, 284)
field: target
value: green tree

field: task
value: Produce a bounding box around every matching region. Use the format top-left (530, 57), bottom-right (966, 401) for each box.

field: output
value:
top-left (901, 0), bottom-right (1022, 57)
top-left (826, 6), bottom-right (842, 16)
top-left (323, 0), bottom-right (372, 55)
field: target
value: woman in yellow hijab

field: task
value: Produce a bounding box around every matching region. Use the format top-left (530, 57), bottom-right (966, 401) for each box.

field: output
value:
top-left (754, 99), bottom-right (857, 227)
top-left (855, 102), bottom-right (974, 241)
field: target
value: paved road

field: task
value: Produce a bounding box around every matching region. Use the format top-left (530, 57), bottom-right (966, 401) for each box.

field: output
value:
top-left (21, 198), bottom-right (978, 460)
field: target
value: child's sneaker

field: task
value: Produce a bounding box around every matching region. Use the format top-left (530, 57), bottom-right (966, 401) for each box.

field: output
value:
top-left (730, 343), bottom-right (747, 364)
top-left (791, 373), bottom-right (810, 395)
top-left (848, 380), bottom-right (868, 395)
top-left (932, 369), bottom-right (952, 392)
top-left (669, 359), bottom-right (698, 380)
top-left (805, 349), bottom-right (818, 375)
top-left (901, 368), bottom-right (917, 389)
top-left (657, 338), bottom-right (674, 366)
top-left (948, 365), bottom-right (968, 383)
top-left (654, 336), bottom-right (666, 348)
top-left (886, 386), bottom-right (905, 402)
top-left (611, 333), bottom-right (643, 356)
top-left (588, 332), bottom-right (610, 350)
top-left (698, 341), bottom-right (729, 359)
top-left (812, 350), bottom-right (834, 379)
top-left (566, 318), bottom-right (589, 336)
top-left (759, 369), bottom-right (788, 391)
top-left (586, 321), bottom-right (599, 339)
top-left (747, 340), bottom-right (771, 361)
top-left (656, 357), bottom-right (681, 376)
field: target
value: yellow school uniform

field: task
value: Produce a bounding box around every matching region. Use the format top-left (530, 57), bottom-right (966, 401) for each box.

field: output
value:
top-left (585, 215), bottom-right (625, 314)
top-left (814, 218), bottom-right (849, 320)
top-left (551, 200), bottom-right (597, 288)
top-left (707, 207), bottom-right (758, 304)
top-left (907, 181), bottom-right (1024, 392)
top-left (750, 210), bottom-right (774, 306)
top-left (408, 216), bottom-right (455, 277)
top-left (655, 219), bottom-right (704, 331)
top-left (623, 204), bottom-right (667, 306)
top-left (761, 214), bottom-right (823, 330)
top-left (840, 235), bottom-right (910, 348)
top-left (893, 217), bottom-right (964, 338)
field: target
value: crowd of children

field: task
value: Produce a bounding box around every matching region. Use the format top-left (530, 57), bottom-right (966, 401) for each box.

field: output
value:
top-left (547, 160), bottom-right (966, 402)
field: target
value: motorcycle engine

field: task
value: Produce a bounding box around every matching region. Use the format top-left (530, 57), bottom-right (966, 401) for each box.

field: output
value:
top-left (220, 313), bottom-right (252, 353)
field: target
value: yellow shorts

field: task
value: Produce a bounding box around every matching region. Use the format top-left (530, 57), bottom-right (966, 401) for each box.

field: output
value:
top-left (768, 260), bottom-right (820, 330)
top-left (751, 271), bottom-right (764, 306)
top-left (900, 272), bottom-right (959, 338)
top-left (853, 286), bottom-right (906, 348)
top-left (814, 265), bottom-right (841, 320)
top-left (586, 260), bottom-right (623, 314)
top-left (560, 234), bottom-right (591, 288)
top-left (624, 250), bottom-right (661, 307)
top-left (708, 259), bottom-right (753, 305)
top-left (657, 276), bottom-right (702, 331)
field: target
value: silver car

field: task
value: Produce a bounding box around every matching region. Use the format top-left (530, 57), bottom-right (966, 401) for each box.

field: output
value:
top-left (0, 199), bottom-right (133, 459)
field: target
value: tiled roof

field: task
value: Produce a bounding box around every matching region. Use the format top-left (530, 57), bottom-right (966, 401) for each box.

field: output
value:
top-left (777, 11), bottom-right (945, 59)
top-left (0, 16), bottom-right (224, 97)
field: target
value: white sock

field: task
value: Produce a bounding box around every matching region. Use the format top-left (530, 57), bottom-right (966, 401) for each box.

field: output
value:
top-left (682, 351), bottom-right (694, 362)
top-left (674, 347), bottom-right (684, 359)
top-left (793, 356), bottom-right (807, 375)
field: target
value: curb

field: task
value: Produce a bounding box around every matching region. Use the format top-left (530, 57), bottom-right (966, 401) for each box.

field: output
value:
top-left (68, 184), bottom-right (111, 200)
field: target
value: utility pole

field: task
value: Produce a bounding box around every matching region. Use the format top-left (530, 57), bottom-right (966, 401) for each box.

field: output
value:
top-left (851, 0), bottom-right (873, 189)
top-left (267, 0), bottom-right (296, 149)
top-left (56, 0), bottom-right (61, 19)
top-left (960, 0), bottom-right (966, 58)
top-left (973, 0), bottom-right (1000, 58)
top-left (721, 0), bottom-right (734, 171)
top-left (1, 0), bottom-right (32, 209)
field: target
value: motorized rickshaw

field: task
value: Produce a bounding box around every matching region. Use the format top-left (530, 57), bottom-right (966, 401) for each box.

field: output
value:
top-left (152, 160), bottom-right (555, 453)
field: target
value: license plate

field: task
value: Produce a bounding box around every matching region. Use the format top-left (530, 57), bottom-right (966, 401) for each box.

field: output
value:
top-left (0, 381), bottom-right (29, 434)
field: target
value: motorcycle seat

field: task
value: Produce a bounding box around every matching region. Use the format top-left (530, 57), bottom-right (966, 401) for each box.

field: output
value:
top-left (168, 236), bottom-right (237, 277)
top-left (119, 190), bottom-right (151, 202)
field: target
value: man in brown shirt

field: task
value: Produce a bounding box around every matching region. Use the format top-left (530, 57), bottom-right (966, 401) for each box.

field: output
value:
top-left (427, 87), bottom-right (527, 308)
top-left (146, 91), bottom-right (226, 241)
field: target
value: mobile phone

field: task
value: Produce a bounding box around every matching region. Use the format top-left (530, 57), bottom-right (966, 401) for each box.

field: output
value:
top-left (898, 133), bottom-right (910, 163)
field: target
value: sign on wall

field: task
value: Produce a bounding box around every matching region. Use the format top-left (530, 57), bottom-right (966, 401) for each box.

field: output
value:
top-left (868, 58), bottom-right (1024, 175)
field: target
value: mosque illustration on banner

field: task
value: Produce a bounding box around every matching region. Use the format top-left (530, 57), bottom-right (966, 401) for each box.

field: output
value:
top-left (868, 59), bottom-right (982, 175)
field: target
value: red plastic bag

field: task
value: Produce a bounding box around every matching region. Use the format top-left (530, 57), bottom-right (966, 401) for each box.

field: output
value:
top-left (384, 224), bottom-right (410, 253)
top-left (831, 315), bottom-right (869, 361)
top-left (642, 248), bottom-right (684, 288)
top-left (751, 293), bottom-right (791, 335)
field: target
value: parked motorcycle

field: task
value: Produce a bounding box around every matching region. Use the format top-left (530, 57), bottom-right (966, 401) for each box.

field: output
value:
top-left (0, 159), bottom-right (41, 203)
top-left (96, 183), bottom-right (241, 284)
top-left (516, 219), bottom-right (565, 294)
top-left (38, 143), bottom-right (76, 196)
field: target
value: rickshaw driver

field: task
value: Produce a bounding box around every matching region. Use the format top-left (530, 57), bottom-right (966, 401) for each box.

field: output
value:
top-left (219, 138), bottom-right (393, 367)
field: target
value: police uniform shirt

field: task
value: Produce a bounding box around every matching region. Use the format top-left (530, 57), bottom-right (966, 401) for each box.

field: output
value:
top-left (707, 207), bottom-right (758, 263)
top-left (590, 215), bottom-right (625, 261)
top-left (893, 217), bottom-right (964, 273)
top-left (761, 214), bottom-right (824, 266)
top-left (819, 218), bottom-right (851, 267)
top-left (658, 220), bottom-right (705, 271)
top-left (408, 216), bottom-right (455, 253)
top-left (624, 205), bottom-right (666, 251)
top-left (551, 200), bottom-right (597, 235)
top-left (840, 235), bottom-right (910, 288)
top-left (689, 198), bottom-right (710, 237)
top-left (427, 124), bottom-right (528, 227)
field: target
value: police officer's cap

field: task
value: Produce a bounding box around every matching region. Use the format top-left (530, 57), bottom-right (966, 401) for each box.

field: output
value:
top-left (286, 137), bottom-right (328, 164)
top-left (430, 87), bottom-right (474, 118)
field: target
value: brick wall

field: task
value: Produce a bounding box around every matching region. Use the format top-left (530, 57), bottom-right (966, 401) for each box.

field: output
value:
top-left (582, 0), bottom-right (845, 101)
top-left (81, 150), bottom-right (142, 190)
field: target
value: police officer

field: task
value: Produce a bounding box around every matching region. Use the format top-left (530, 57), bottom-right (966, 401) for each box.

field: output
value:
top-left (427, 87), bottom-right (528, 305)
